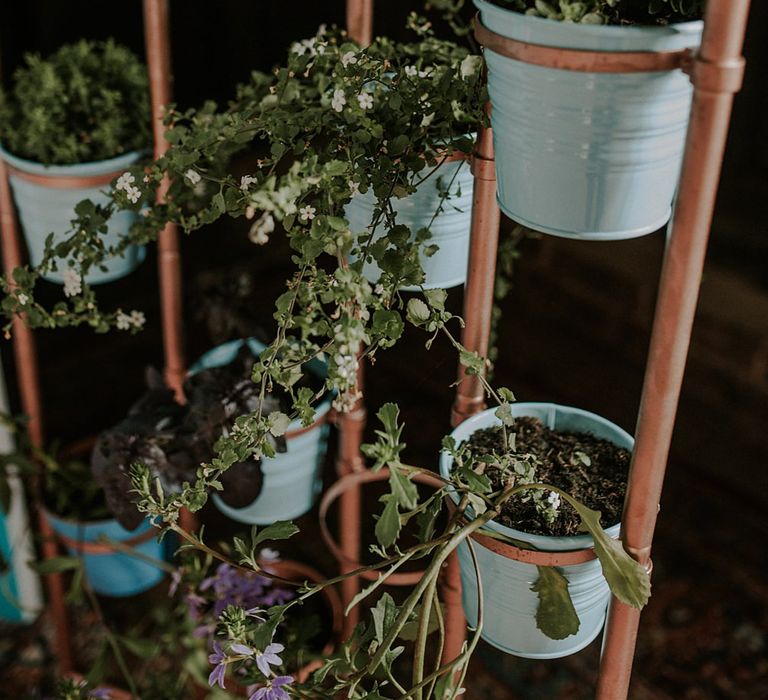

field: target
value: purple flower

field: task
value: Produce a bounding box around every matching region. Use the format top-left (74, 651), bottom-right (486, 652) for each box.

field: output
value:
top-left (231, 643), bottom-right (255, 656)
top-left (248, 675), bottom-right (294, 700)
top-left (88, 690), bottom-right (112, 699)
top-left (208, 641), bottom-right (228, 689)
top-left (255, 642), bottom-right (285, 676)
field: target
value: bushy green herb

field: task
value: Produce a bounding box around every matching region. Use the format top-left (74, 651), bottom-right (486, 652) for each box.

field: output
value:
top-left (0, 39), bottom-right (150, 164)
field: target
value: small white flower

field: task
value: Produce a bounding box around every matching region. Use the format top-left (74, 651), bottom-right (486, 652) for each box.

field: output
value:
top-left (291, 42), bottom-right (307, 56)
top-left (116, 311), bottom-right (132, 330)
top-left (130, 310), bottom-right (146, 328)
top-left (245, 205), bottom-right (256, 220)
top-left (184, 169), bottom-right (201, 186)
top-left (404, 65), bottom-right (418, 77)
top-left (16, 293), bottom-right (28, 305)
top-left (115, 172), bottom-right (135, 191)
top-left (341, 51), bottom-right (358, 68)
top-left (317, 23), bottom-right (327, 37)
top-left (331, 89), bottom-right (347, 113)
top-left (349, 180), bottom-right (360, 196)
top-left (249, 212), bottom-right (275, 245)
top-left (299, 205), bottom-right (316, 222)
top-left (547, 491), bottom-right (561, 510)
top-left (374, 284), bottom-right (384, 296)
top-left (126, 186), bottom-right (141, 204)
top-left (62, 269), bottom-right (82, 298)
top-left (240, 175), bottom-right (258, 191)
top-left (421, 112), bottom-right (435, 128)
top-left (143, 174), bottom-right (150, 183)
top-left (357, 92), bottom-right (373, 110)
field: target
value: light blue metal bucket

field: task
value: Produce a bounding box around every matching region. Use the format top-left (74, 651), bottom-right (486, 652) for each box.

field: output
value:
top-left (439, 402), bottom-right (634, 658)
top-left (474, 0), bottom-right (702, 240)
top-left (0, 146), bottom-right (146, 284)
top-left (189, 338), bottom-right (332, 524)
top-left (45, 511), bottom-right (165, 597)
top-left (346, 157), bottom-right (474, 290)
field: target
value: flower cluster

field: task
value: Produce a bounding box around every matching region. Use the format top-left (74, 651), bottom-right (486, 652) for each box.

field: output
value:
top-left (115, 171), bottom-right (142, 204)
top-left (115, 309), bottom-right (146, 330)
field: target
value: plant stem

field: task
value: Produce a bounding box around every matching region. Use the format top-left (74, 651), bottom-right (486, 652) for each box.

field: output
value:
top-left (411, 569), bottom-right (439, 699)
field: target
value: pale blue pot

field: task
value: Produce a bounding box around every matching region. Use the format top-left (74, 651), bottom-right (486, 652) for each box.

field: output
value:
top-left (0, 146), bottom-right (146, 284)
top-left (189, 338), bottom-right (332, 525)
top-left (45, 511), bottom-right (165, 597)
top-left (439, 402), bottom-right (634, 659)
top-left (475, 0), bottom-right (703, 239)
top-left (345, 158), bottom-right (475, 290)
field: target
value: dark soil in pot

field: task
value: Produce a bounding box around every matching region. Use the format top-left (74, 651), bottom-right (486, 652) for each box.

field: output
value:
top-left (465, 416), bottom-right (631, 537)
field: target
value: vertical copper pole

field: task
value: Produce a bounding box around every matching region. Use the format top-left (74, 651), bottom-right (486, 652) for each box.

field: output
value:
top-left (143, 0), bottom-right (195, 534)
top-left (335, 362), bottom-right (366, 636)
top-left (143, 0), bottom-right (185, 399)
top-left (346, 0), bottom-right (374, 46)
top-left (330, 0), bottom-right (374, 639)
top-left (443, 124), bottom-right (501, 665)
top-left (0, 158), bottom-right (73, 672)
top-left (597, 2), bottom-right (751, 698)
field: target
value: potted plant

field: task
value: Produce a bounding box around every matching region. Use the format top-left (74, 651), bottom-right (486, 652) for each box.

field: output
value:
top-left (439, 401), bottom-right (635, 658)
top-left (473, 0), bottom-right (704, 239)
top-left (187, 338), bottom-right (332, 525)
top-left (0, 39), bottom-right (150, 284)
top-left (0, 413), bottom-right (167, 598)
top-left (2, 15), bottom-right (653, 697)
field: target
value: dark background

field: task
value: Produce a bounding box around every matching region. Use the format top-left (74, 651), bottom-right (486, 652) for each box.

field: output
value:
top-left (0, 2), bottom-right (766, 698)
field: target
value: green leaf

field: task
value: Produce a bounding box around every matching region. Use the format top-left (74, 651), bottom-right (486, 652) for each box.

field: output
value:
top-left (252, 520), bottom-right (300, 548)
top-left (268, 411), bottom-right (291, 437)
top-left (31, 556), bottom-right (81, 574)
top-left (560, 493), bottom-right (651, 608)
top-left (406, 298), bottom-right (431, 325)
top-left (458, 348), bottom-right (485, 376)
top-left (376, 403), bottom-right (400, 439)
top-left (494, 402), bottom-right (515, 427)
top-left (375, 496), bottom-right (401, 549)
top-left (388, 465), bottom-right (418, 510)
top-left (530, 566), bottom-right (580, 640)
top-left (371, 592), bottom-right (398, 645)
top-left (398, 602), bottom-right (443, 641)
top-left (424, 288), bottom-right (447, 310)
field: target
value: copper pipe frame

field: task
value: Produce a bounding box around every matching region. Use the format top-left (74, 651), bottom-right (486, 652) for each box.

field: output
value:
top-left (334, 361), bottom-right (367, 637)
top-left (597, 1), bottom-right (751, 697)
top-left (346, 0), bottom-right (374, 46)
top-left (442, 124), bottom-right (501, 666)
top-left (143, 0), bottom-right (185, 400)
top-left (319, 467), bottom-right (443, 586)
top-left (143, 0), bottom-right (196, 534)
top-left (0, 157), bottom-right (74, 672)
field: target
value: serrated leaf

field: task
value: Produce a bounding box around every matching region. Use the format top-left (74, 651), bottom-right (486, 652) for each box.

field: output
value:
top-left (375, 496), bottom-right (401, 549)
top-left (376, 403), bottom-right (401, 440)
top-left (530, 566), bottom-right (580, 640)
top-left (560, 493), bottom-right (651, 608)
top-left (371, 592), bottom-right (398, 645)
top-left (388, 466), bottom-right (418, 510)
top-left (252, 520), bottom-right (299, 548)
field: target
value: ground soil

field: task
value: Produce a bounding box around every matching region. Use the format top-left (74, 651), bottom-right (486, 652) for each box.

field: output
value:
top-left (465, 416), bottom-right (631, 537)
